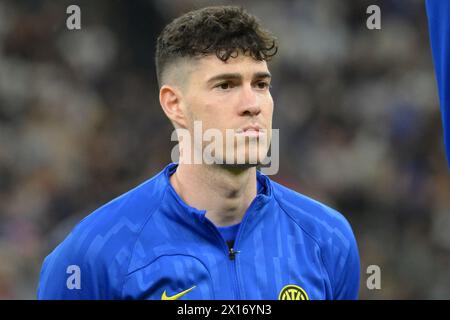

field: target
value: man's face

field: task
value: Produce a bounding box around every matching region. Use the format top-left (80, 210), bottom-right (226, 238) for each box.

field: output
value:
top-left (179, 53), bottom-right (274, 166)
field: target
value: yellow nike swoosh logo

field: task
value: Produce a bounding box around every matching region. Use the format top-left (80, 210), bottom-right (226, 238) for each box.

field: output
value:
top-left (161, 286), bottom-right (196, 300)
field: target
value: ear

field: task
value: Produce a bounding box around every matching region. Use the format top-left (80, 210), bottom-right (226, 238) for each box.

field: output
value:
top-left (159, 84), bottom-right (189, 128)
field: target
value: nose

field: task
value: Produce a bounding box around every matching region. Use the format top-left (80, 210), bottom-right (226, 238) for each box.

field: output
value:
top-left (238, 84), bottom-right (261, 116)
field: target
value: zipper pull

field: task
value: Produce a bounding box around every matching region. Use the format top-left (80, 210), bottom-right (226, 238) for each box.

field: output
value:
top-left (228, 247), bottom-right (237, 260)
top-left (226, 240), bottom-right (239, 260)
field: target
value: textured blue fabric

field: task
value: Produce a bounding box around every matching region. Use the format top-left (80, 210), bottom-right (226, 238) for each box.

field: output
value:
top-left (37, 163), bottom-right (360, 300)
top-left (426, 0), bottom-right (450, 168)
top-left (217, 223), bottom-right (241, 244)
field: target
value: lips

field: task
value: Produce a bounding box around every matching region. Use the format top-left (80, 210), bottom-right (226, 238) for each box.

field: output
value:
top-left (236, 124), bottom-right (264, 137)
top-left (237, 124), bottom-right (262, 133)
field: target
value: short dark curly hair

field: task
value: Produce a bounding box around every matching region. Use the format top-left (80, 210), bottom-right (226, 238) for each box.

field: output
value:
top-left (155, 5), bottom-right (278, 87)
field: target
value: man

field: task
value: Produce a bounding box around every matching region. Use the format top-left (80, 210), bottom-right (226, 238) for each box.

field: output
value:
top-left (426, 0), bottom-right (450, 169)
top-left (37, 6), bottom-right (360, 300)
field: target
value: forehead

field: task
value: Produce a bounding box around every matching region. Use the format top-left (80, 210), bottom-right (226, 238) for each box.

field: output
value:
top-left (192, 54), bottom-right (269, 78)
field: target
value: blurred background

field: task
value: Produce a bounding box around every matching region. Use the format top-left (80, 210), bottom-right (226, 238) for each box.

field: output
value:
top-left (0, 0), bottom-right (449, 299)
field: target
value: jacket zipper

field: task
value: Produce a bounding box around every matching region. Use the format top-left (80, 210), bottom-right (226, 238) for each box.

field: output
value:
top-left (203, 220), bottom-right (241, 299)
top-left (226, 241), bottom-right (240, 299)
top-left (202, 196), bottom-right (261, 300)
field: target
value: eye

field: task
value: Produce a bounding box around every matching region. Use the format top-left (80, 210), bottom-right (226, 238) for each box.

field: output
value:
top-left (255, 81), bottom-right (271, 90)
top-left (215, 82), bottom-right (234, 90)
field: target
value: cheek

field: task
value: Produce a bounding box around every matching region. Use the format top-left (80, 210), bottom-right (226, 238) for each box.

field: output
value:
top-left (189, 99), bottom-right (226, 130)
top-left (263, 95), bottom-right (274, 118)
top-left (185, 95), bottom-right (209, 122)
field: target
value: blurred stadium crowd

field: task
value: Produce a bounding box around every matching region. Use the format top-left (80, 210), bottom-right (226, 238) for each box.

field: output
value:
top-left (0, 0), bottom-right (449, 299)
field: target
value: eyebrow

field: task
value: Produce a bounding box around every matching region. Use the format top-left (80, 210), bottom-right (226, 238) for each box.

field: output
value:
top-left (206, 72), bottom-right (272, 84)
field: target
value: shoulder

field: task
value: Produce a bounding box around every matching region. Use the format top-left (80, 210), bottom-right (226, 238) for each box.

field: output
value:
top-left (37, 169), bottom-right (169, 299)
top-left (271, 180), bottom-right (356, 251)
top-left (270, 180), bottom-right (360, 298)
top-left (73, 169), bottom-right (168, 242)
top-left (64, 168), bottom-right (168, 258)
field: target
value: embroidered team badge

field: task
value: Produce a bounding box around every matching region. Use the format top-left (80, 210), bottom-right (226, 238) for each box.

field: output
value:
top-left (278, 284), bottom-right (309, 300)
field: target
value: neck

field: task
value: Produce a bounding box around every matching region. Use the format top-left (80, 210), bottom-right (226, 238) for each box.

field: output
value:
top-left (170, 163), bottom-right (257, 227)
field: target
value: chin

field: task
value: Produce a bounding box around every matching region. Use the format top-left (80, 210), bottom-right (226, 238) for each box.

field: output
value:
top-left (224, 151), bottom-right (268, 166)
top-left (219, 163), bottom-right (259, 172)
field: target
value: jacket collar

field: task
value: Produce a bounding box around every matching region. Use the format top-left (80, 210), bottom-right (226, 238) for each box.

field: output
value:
top-left (160, 163), bottom-right (273, 235)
